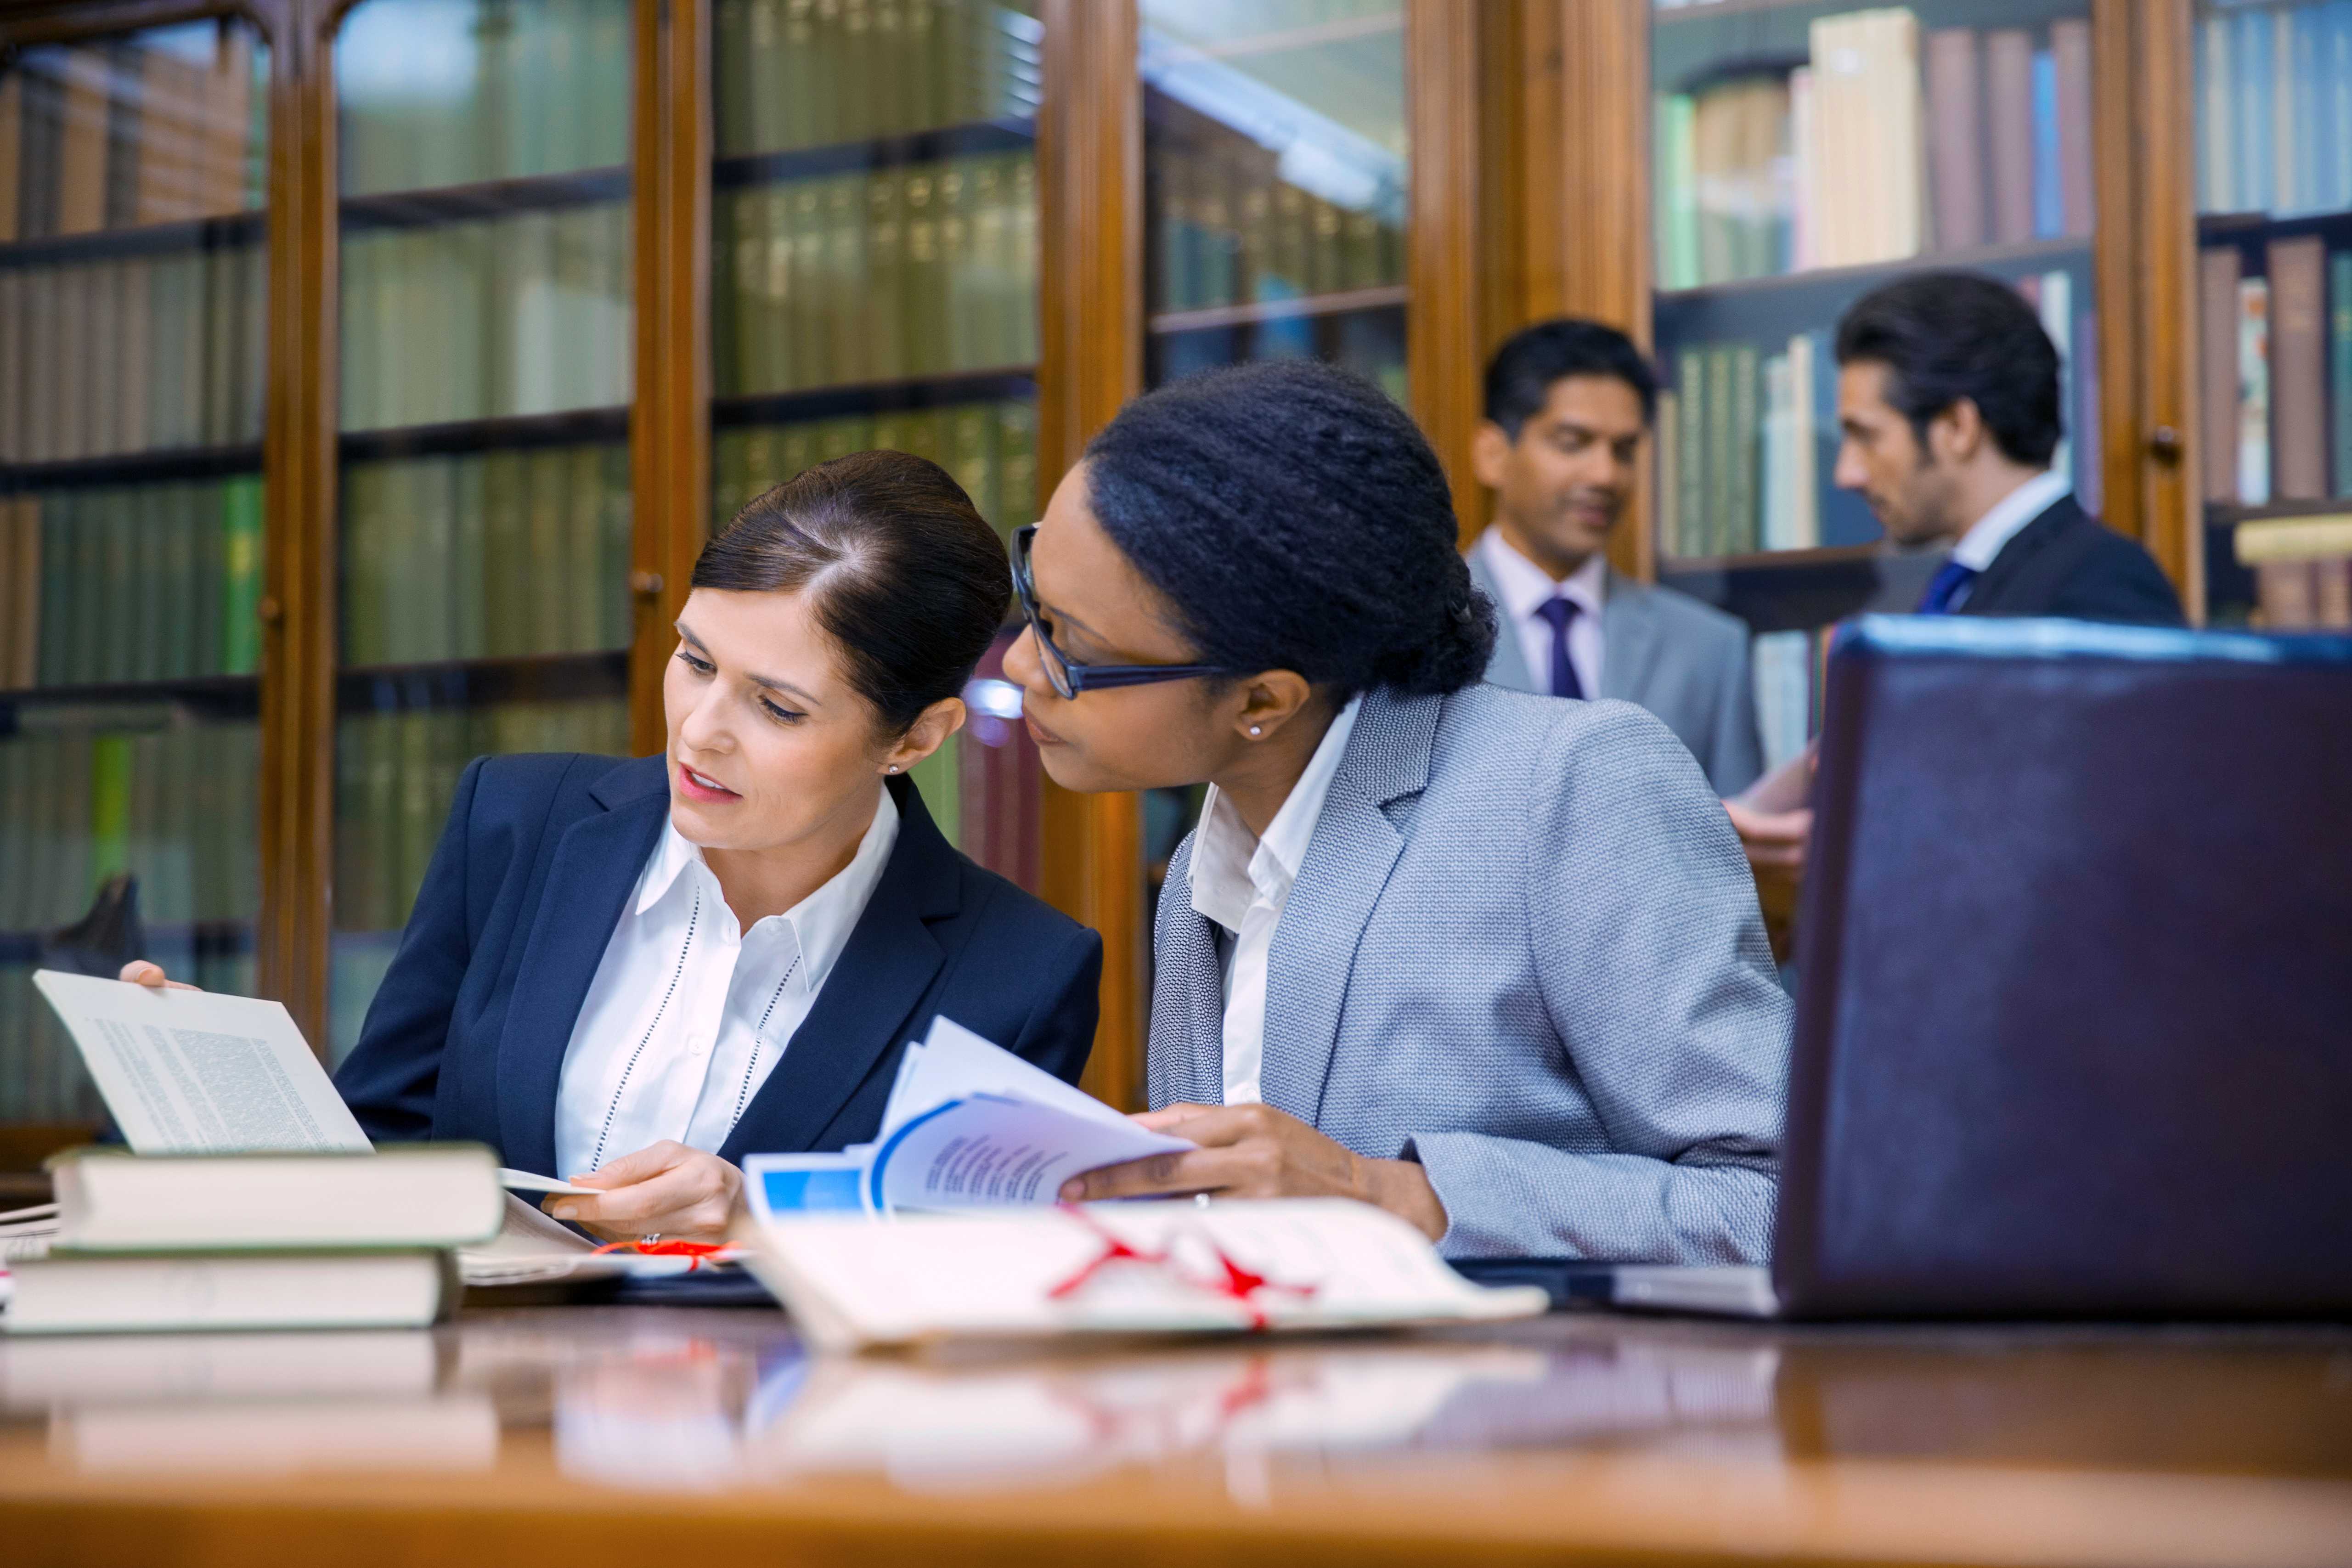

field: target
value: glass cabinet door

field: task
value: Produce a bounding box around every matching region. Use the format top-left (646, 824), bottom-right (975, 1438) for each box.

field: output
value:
top-left (2190, 0), bottom-right (2352, 630)
top-left (706, 0), bottom-right (1044, 889)
top-left (0, 20), bottom-right (269, 1127)
top-left (329, 0), bottom-right (635, 1058)
top-left (1650, 0), bottom-right (2103, 776)
top-left (1132, 0), bottom-right (1406, 905)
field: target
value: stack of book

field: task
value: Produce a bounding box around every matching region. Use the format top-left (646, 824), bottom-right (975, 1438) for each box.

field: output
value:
top-left (337, 0), bottom-right (632, 195)
top-left (1655, 8), bottom-right (2093, 288)
top-left (2200, 238), bottom-right (2352, 510)
top-left (0, 244), bottom-right (268, 463)
top-left (1661, 269), bottom-right (2090, 560)
top-left (2195, 0), bottom-right (2352, 219)
top-left (334, 695), bottom-right (628, 940)
top-left (0, 477), bottom-right (264, 689)
top-left (1150, 141), bottom-right (1404, 315)
top-left (342, 445), bottom-right (631, 668)
top-left (2238, 518), bottom-right (2352, 630)
top-left (8, 1146), bottom-right (502, 1334)
top-left (340, 203), bottom-right (632, 431)
top-left (712, 0), bottom-right (1042, 158)
top-left (711, 400), bottom-right (1037, 541)
top-left (0, 26), bottom-right (265, 242)
top-left (713, 152), bottom-right (1039, 396)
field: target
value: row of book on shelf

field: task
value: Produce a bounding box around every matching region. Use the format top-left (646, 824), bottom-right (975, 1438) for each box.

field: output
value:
top-left (1659, 270), bottom-right (2090, 560)
top-left (0, 243), bottom-right (265, 463)
top-left (1151, 142), bottom-right (1404, 315)
top-left (1654, 8), bottom-right (2092, 289)
top-left (343, 445), bottom-right (631, 668)
top-left (713, 0), bottom-right (1040, 158)
top-left (1751, 626), bottom-right (1827, 780)
top-left (715, 152), bottom-right (1038, 397)
top-left (0, 24), bottom-right (264, 243)
top-left (336, 0), bottom-right (629, 197)
top-left (711, 399), bottom-right (1038, 541)
top-left (0, 479), bottom-right (264, 692)
top-left (2195, 0), bottom-right (2352, 220)
top-left (2200, 238), bottom-right (2352, 509)
top-left (341, 203), bottom-right (630, 432)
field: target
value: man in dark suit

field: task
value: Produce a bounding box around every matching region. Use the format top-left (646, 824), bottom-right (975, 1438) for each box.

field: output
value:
top-left (1830, 271), bottom-right (2183, 624)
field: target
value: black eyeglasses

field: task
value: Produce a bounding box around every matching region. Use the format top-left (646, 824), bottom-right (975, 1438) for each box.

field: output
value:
top-left (1010, 524), bottom-right (1234, 700)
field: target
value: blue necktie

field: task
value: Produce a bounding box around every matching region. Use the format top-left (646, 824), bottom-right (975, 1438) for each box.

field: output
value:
top-left (1917, 559), bottom-right (1980, 615)
top-left (1534, 598), bottom-right (1585, 699)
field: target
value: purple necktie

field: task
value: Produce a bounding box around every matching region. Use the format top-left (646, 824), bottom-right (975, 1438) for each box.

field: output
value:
top-left (1534, 598), bottom-right (1585, 700)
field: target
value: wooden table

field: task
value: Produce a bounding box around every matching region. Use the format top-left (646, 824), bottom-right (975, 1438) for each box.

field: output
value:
top-left (5, 1303), bottom-right (2350, 1568)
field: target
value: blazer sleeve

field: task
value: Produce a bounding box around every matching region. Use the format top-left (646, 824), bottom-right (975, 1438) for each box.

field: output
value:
top-left (333, 756), bottom-right (488, 1142)
top-left (1405, 705), bottom-right (1791, 1263)
top-left (999, 918), bottom-right (1104, 1089)
top-left (1706, 622), bottom-right (1765, 796)
top-left (2047, 538), bottom-right (2188, 626)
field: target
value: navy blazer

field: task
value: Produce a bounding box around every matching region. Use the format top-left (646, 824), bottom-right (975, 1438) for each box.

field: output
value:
top-left (1958, 494), bottom-right (2184, 625)
top-left (334, 752), bottom-right (1101, 1175)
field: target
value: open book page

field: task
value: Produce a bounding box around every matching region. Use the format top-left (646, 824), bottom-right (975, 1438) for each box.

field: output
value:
top-left (882, 1017), bottom-right (1141, 1139)
top-left (746, 1199), bottom-right (1550, 1351)
top-left (32, 971), bottom-right (369, 1155)
top-left (869, 1094), bottom-right (1192, 1213)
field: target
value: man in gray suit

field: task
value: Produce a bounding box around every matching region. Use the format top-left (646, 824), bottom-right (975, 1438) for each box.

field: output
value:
top-left (1467, 319), bottom-right (1763, 795)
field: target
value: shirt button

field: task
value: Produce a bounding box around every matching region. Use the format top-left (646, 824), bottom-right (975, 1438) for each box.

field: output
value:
top-left (688, 1034), bottom-right (711, 1057)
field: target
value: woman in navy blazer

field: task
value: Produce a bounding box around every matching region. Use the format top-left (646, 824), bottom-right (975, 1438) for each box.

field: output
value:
top-left (132, 451), bottom-right (1100, 1242)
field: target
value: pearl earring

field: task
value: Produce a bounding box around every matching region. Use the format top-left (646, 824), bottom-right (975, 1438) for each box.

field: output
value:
top-left (886, 764), bottom-right (900, 773)
top-left (1248, 725), bottom-right (1263, 737)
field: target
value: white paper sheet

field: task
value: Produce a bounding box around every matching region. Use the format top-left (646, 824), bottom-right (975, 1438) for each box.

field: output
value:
top-left (32, 971), bottom-right (369, 1155)
top-left (881, 1016), bottom-right (1140, 1139)
top-left (869, 1094), bottom-right (1193, 1213)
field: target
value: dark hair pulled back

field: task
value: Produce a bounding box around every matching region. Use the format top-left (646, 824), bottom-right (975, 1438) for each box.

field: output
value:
top-left (1834, 270), bottom-right (2063, 466)
top-left (1080, 359), bottom-right (1495, 700)
top-left (691, 448), bottom-right (1008, 734)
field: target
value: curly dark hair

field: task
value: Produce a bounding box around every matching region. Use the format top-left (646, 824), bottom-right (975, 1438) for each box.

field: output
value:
top-left (1080, 359), bottom-right (1495, 701)
top-left (692, 448), bottom-right (1008, 734)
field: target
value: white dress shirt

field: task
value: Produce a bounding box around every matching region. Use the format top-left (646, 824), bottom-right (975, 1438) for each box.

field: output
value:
top-left (1946, 468), bottom-right (2073, 606)
top-left (1187, 696), bottom-right (1363, 1106)
top-left (551, 789), bottom-right (899, 1178)
top-left (1478, 527), bottom-right (1607, 699)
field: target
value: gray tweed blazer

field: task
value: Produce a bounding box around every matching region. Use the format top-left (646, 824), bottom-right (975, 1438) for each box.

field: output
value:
top-left (1148, 682), bottom-right (1790, 1263)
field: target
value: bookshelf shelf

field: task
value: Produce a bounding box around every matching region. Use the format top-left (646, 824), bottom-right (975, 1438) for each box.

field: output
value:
top-left (0, 444), bottom-right (265, 492)
top-left (1655, 236), bottom-right (2091, 314)
top-left (341, 167), bottom-right (632, 230)
top-left (713, 119), bottom-right (1037, 192)
top-left (1659, 543), bottom-right (1942, 635)
top-left (713, 368), bottom-right (1040, 428)
top-left (1153, 12), bottom-right (1404, 61)
top-left (1659, 542), bottom-right (1883, 574)
top-left (0, 672), bottom-right (262, 712)
top-left (1150, 284), bottom-right (1409, 336)
top-left (338, 408), bottom-right (630, 463)
top-left (0, 210), bottom-right (266, 269)
top-left (336, 649), bottom-right (629, 712)
top-left (2207, 500), bottom-right (2352, 528)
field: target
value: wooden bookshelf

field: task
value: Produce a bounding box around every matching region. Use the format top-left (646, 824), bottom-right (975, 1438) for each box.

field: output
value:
top-left (0, 209), bottom-right (265, 266)
top-left (713, 368), bottom-right (1040, 427)
top-left (338, 407), bottom-right (630, 460)
top-left (340, 166), bottom-right (632, 229)
top-left (0, 443), bottom-right (264, 488)
top-left (0, 671), bottom-right (263, 709)
top-left (335, 649), bottom-right (629, 712)
top-left (1148, 283), bottom-right (1408, 335)
top-left (1653, 235), bottom-right (2093, 308)
top-left (714, 118), bottom-right (1036, 189)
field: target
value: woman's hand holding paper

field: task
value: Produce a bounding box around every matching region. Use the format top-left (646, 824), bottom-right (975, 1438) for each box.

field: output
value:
top-left (1058, 1103), bottom-right (1450, 1243)
top-left (542, 1139), bottom-right (746, 1245)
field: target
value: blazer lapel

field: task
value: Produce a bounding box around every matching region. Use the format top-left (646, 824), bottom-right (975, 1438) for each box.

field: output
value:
top-left (1600, 569), bottom-right (1663, 703)
top-left (1465, 546), bottom-right (1537, 693)
top-left (1145, 832), bottom-right (1227, 1109)
top-left (495, 758), bottom-right (670, 1176)
top-left (1258, 691), bottom-right (1437, 1127)
top-left (719, 775), bottom-right (955, 1160)
top-left (1958, 494), bottom-right (2075, 616)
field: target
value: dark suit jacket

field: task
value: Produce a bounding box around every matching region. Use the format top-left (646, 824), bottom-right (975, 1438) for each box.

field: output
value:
top-left (334, 752), bottom-right (1101, 1176)
top-left (1957, 494), bottom-right (2184, 625)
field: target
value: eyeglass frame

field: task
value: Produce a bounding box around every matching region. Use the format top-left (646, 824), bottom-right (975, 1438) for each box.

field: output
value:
top-left (1009, 524), bottom-right (1236, 699)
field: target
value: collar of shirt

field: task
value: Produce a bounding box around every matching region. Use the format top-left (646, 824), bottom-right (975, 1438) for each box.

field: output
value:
top-left (631, 784), bottom-right (901, 991)
top-left (1949, 469), bottom-right (2072, 573)
top-left (1189, 695), bottom-right (1365, 937)
top-left (1478, 526), bottom-right (1608, 622)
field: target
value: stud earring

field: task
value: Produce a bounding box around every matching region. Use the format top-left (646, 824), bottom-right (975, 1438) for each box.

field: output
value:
top-left (1248, 725), bottom-right (1263, 737)
top-left (886, 764), bottom-right (900, 773)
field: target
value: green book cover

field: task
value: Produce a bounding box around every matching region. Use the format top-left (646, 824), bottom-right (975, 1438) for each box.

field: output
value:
top-left (905, 0), bottom-right (944, 132)
top-left (201, 244), bottom-right (238, 447)
top-left (716, 0), bottom-right (757, 157)
top-left (778, 423), bottom-right (816, 488)
top-left (71, 490), bottom-right (108, 685)
top-left (130, 486), bottom-right (166, 681)
top-left (36, 491), bottom-right (68, 684)
top-left (762, 184), bottom-right (798, 394)
top-left (123, 730), bottom-right (164, 924)
top-left (714, 428), bottom-right (748, 536)
top-left (96, 487), bottom-right (135, 683)
top-left (996, 399), bottom-right (1037, 536)
top-left (451, 453), bottom-right (489, 660)
top-left (333, 712), bottom-right (374, 934)
top-left (868, 170), bottom-right (910, 383)
top-left (584, 0), bottom-right (631, 168)
top-left (394, 707), bottom-right (434, 927)
top-left (88, 733), bottom-right (132, 885)
top-left (219, 474), bottom-right (264, 677)
top-left (480, 451), bottom-right (530, 658)
top-left (340, 464), bottom-right (384, 667)
top-left (823, 173), bottom-right (868, 384)
top-left (907, 732), bottom-right (959, 851)
top-left (237, 243), bottom-right (265, 443)
top-left (790, 182), bottom-right (826, 389)
top-left (840, 0), bottom-right (876, 142)
top-left (1726, 343), bottom-right (1760, 557)
top-left (600, 444), bottom-right (633, 651)
top-left (938, 158), bottom-right (981, 371)
top-left (818, 414), bottom-right (872, 466)
top-left (412, 457), bottom-right (458, 662)
top-left (544, 0), bottom-right (587, 175)
top-left (1655, 93), bottom-right (1698, 290)
top-left (566, 444), bottom-right (606, 654)
top-left (524, 447), bottom-right (572, 655)
top-left (157, 483), bottom-right (195, 679)
top-left (187, 480), bottom-right (224, 678)
top-left (948, 402), bottom-right (998, 529)
top-left (764, 0), bottom-right (803, 154)
top-left (1703, 347), bottom-right (1733, 558)
top-left (712, 191), bottom-right (743, 396)
top-left (726, 186), bottom-right (765, 393)
top-left (2332, 250), bottom-right (2352, 499)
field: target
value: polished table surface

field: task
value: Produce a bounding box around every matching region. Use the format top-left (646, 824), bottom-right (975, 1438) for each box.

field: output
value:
top-left (5, 1302), bottom-right (2351, 1568)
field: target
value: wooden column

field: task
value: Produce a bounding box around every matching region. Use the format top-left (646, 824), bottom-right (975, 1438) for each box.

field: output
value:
top-left (1036, 0), bottom-right (1145, 1111)
top-left (254, 0), bottom-right (339, 1045)
top-left (628, 0), bottom-right (712, 754)
top-left (1405, 0), bottom-right (1484, 546)
top-left (2094, 0), bottom-right (2199, 611)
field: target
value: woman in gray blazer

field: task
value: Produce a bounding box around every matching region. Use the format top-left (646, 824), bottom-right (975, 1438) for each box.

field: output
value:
top-left (1003, 360), bottom-right (1790, 1263)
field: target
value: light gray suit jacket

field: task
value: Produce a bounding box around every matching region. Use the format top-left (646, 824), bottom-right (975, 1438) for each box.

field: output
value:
top-left (1466, 547), bottom-right (1765, 795)
top-left (1148, 683), bottom-right (1790, 1263)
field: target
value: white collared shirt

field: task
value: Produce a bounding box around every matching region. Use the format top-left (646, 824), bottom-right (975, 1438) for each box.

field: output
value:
top-left (1478, 527), bottom-right (1607, 699)
top-left (1947, 469), bottom-right (2073, 600)
top-left (551, 788), bottom-right (899, 1178)
top-left (1187, 696), bottom-right (1363, 1106)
